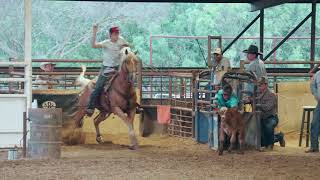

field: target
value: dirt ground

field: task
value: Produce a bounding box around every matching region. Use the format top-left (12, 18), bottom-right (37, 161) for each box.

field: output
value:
top-left (1, 133), bottom-right (320, 180)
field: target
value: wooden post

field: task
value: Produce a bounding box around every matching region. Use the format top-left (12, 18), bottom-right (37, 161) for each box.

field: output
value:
top-left (8, 58), bottom-right (14, 93)
top-left (240, 60), bottom-right (245, 71)
top-left (23, 112), bottom-right (27, 158)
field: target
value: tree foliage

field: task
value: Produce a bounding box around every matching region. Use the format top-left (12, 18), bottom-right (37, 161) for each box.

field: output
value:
top-left (0, 0), bottom-right (319, 68)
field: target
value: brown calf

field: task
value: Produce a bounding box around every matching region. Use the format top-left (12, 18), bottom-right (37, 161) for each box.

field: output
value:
top-left (218, 107), bottom-right (245, 155)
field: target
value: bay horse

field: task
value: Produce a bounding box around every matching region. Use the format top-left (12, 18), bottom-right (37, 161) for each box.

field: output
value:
top-left (74, 48), bottom-right (140, 150)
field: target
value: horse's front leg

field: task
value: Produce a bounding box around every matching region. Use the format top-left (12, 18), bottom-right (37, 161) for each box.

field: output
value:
top-left (94, 111), bottom-right (109, 143)
top-left (127, 108), bottom-right (138, 150)
top-left (113, 107), bottom-right (138, 150)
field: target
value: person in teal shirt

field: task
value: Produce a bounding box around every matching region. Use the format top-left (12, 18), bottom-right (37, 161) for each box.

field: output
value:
top-left (215, 84), bottom-right (239, 109)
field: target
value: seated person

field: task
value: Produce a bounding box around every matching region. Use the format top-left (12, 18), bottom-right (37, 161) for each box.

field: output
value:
top-left (35, 62), bottom-right (59, 89)
top-left (257, 77), bottom-right (285, 150)
top-left (215, 84), bottom-right (239, 109)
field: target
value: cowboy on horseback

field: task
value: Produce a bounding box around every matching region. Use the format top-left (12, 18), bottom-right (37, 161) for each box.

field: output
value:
top-left (86, 24), bottom-right (130, 116)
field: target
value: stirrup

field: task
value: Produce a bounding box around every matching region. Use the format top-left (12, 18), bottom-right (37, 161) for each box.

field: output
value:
top-left (86, 108), bottom-right (95, 117)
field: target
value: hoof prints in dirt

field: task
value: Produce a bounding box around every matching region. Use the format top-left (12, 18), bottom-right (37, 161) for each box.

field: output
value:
top-left (79, 143), bottom-right (152, 151)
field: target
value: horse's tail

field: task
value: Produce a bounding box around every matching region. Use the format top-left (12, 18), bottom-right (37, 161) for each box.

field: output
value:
top-left (76, 64), bottom-right (91, 88)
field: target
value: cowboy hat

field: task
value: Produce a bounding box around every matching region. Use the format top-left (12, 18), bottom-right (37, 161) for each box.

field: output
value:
top-left (258, 76), bottom-right (268, 85)
top-left (40, 62), bottom-right (56, 70)
top-left (243, 45), bottom-right (263, 55)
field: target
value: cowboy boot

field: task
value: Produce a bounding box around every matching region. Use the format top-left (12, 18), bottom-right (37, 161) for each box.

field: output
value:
top-left (278, 132), bottom-right (286, 147)
top-left (305, 148), bottom-right (319, 153)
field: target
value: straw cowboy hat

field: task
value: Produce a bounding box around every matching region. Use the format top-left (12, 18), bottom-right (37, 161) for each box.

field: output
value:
top-left (40, 62), bottom-right (56, 70)
top-left (243, 45), bottom-right (263, 55)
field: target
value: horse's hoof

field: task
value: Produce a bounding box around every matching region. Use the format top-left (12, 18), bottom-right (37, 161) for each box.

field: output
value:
top-left (129, 145), bottom-right (138, 150)
top-left (96, 136), bottom-right (104, 144)
top-left (78, 120), bottom-right (84, 128)
top-left (75, 120), bottom-right (83, 128)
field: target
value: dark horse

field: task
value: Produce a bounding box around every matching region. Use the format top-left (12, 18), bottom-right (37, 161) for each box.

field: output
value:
top-left (75, 48), bottom-right (140, 149)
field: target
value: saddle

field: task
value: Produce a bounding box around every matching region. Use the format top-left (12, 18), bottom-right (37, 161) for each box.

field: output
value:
top-left (103, 71), bottom-right (118, 92)
top-left (88, 71), bottom-right (118, 92)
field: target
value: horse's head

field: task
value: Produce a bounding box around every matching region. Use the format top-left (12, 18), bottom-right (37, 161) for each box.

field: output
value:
top-left (120, 48), bottom-right (140, 83)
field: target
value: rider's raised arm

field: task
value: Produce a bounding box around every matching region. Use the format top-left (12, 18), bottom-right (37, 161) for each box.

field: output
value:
top-left (92, 24), bottom-right (104, 48)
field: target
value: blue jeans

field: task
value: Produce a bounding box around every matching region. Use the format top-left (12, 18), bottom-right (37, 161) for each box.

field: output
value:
top-left (261, 115), bottom-right (278, 147)
top-left (87, 66), bottom-right (115, 109)
top-left (274, 132), bottom-right (284, 144)
top-left (310, 103), bottom-right (320, 150)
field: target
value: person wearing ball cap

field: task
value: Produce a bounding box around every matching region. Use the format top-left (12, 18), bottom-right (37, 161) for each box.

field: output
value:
top-left (257, 77), bottom-right (285, 150)
top-left (86, 24), bottom-right (131, 116)
top-left (211, 47), bottom-right (231, 86)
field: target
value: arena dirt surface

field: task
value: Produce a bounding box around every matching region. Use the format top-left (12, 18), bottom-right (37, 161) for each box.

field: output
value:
top-left (1, 133), bottom-right (320, 180)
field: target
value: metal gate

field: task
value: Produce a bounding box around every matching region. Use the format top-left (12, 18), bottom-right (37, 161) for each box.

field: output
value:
top-left (140, 71), bottom-right (196, 138)
top-left (194, 70), bottom-right (262, 150)
top-left (168, 74), bottom-right (195, 137)
top-left (0, 61), bottom-right (31, 148)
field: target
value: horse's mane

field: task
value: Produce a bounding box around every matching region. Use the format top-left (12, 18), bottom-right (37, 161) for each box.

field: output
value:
top-left (119, 47), bottom-right (138, 72)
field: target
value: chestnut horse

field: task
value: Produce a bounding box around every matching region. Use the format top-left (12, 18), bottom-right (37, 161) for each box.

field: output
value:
top-left (75, 48), bottom-right (140, 150)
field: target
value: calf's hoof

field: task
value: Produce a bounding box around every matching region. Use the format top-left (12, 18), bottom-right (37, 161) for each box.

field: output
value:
top-left (218, 150), bottom-right (223, 156)
top-left (96, 135), bottom-right (104, 144)
top-left (129, 145), bottom-right (139, 150)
